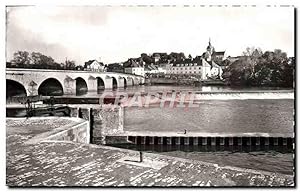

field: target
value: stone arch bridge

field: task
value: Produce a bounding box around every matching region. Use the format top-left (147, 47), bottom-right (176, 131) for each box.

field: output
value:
top-left (6, 68), bottom-right (145, 96)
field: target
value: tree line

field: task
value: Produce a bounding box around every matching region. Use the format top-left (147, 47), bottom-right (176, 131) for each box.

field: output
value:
top-left (7, 51), bottom-right (78, 70)
top-left (222, 48), bottom-right (294, 88)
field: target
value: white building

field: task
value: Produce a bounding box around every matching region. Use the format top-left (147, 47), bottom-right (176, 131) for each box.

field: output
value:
top-left (169, 61), bottom-right (202, 76)
top-left (84, 60), bottom-right (105, 72)
top-left (203, 60), bottom-right (223, 80)
top-left (144, 65), bottom-right (159, 74)
top-left (124, 59), bottom-right (145, 77)
top-left (125, 67), bottom-right (145, 77)
top-left (168, 58), bottom-right (223, 80)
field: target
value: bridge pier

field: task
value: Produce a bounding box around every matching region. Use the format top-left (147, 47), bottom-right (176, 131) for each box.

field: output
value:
top-left (105, 76), bottom-right (113, 89)
top-left (118, 77), bottom-right (125, 88)
top-left (87, 76), bottom-right (98, 92)
top-left (134, 77), bottom-right (140, 85)
top-left (126, 77), bottom-right (133, 86)
top-left (63, 77), bottom-right (76, 95)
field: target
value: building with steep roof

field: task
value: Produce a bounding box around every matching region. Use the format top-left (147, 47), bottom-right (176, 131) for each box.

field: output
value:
top-left (84, 60), bottom-right (105, 72)
top-left (124, 58), bottom-right (145, 77)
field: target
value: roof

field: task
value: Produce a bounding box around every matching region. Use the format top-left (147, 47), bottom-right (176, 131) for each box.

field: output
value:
top-left (206, 60), bottom-right (221, 68)
top-left (145, 65), bottom-right (158, 71)
top-left (173, 58), bottom-right (203, 66)
top-left (84, 60), bottom-right (104, 67)
top-left (212, 51), bottom-right (225, 56)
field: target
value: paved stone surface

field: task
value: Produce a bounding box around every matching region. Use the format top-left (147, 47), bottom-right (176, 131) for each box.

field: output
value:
top-left (6, 118), bottom-right (294, 187)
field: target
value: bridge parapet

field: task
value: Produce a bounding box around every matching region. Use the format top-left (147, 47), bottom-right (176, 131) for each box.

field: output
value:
top-left (6, 68), bottom-right (144, 97)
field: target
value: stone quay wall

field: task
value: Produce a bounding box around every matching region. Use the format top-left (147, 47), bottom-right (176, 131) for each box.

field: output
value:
top-left (69, 105), bottom-right (124, 145)
top-left (45, 121), bottom-right (90, 144)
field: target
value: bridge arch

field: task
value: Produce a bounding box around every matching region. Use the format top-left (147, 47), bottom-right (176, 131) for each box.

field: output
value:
top-left (112, 77), bottom-right (118, 89)
top-left (96, 77), bottom-right (105, 93)
top-left (129, 77), bottom-right (134, 86)
top-left (38, 78), bottom-right (64, 96)
top-left (75, 77), bottom-right (88, 95)
top-left (123, 77), bottom-right (127, 88)
top-left (6, 79), bottom-right (27, 98)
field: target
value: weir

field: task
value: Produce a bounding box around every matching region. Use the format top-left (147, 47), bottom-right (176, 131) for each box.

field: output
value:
top-left (104, 131), bottom-right (294, 151)
top-left (192, 91), bottom-right (294, 100)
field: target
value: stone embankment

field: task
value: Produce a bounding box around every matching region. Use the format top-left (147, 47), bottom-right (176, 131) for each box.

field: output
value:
top-left (6, 115), bottom-right (294, 187)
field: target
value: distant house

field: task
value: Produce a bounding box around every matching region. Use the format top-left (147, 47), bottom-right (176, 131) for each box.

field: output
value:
top-left (84, 60), bottom-right (105, 72)
top-left (157, 63), bottom-right (172, 74)
top-left (144, 64), bottom-right (159, 74)
top-left (204, 60), bottom-right (223, 79)
top-left (168, 57), bottom-right (223, 80)
top-left (124, 59), bottom-right (145, 77)
top-left (168, 58), bottom-right (205, 78)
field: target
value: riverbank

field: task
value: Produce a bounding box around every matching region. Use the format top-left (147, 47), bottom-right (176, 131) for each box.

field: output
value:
top-left (6, 117), bottom-right (294, 187)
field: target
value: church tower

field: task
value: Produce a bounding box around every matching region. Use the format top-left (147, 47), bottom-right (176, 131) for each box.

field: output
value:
top-left (205, 38), bottom-right (215, 61)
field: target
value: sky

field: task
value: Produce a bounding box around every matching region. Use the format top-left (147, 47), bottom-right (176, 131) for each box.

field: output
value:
top-left (6, 6), bottom-right (294, 65)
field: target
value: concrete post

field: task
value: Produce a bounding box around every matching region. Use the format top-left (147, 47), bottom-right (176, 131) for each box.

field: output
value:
top-left (167, 137), bottom-right (172, 145)
top-left (229, 137), bottom-right (234, 146)
top-left (141, 137), bottom-right (146, 145)
top-left (158, 137), bottom-right (163, 145)
top-left (202, 138), bottom-right (207, 146)
top-left (149, 137), bottom-right (154, 145)
top-left (220, 138), bottom-right (225, 146)
top-left (184, 137), bottom-right (189, 145)
top-left (211, 137), bottom-right (216, 146)
top-left (256, 137), bottom-right (261, 146)
top-left (274, 137), bottom-right (279, 146)
top-left (246, 137), bottom-right (251, 146)
top-left (193, 137), bottom-right (198, 146)
top-left (265, 137), bottom-right (270, 146)
top-left (175, 137), bottom-right (180, 145)
top-left (283, 138), bottom-right (287, 146)
top-left (237, 137), bottom-right (242, 146)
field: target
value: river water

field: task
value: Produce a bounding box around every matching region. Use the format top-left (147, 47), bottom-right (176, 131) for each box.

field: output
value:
top-left (124, 99), bottom-right (293, 135)
top-left (120, 85), bottom-right (294, 175)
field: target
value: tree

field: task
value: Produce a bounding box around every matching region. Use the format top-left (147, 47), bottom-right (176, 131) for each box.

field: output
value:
top-left (242, 47), bottom-right (263, 79)
top-left (140, 53), bottom-right (154, 64)
top-left (223, 48), bottom-right (293, 87)
top-left (31, 52), bottom-right (55, 68)
top-left (253, 49), bottom-right (290, 86)
top-left (65, 60), bottom-right (76, 70)
top-left (11, 51), bottom-right (31, 67)
top-left (222, 57), bottom-right (253, 86)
